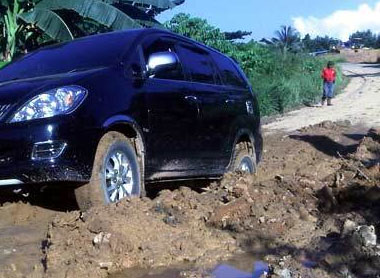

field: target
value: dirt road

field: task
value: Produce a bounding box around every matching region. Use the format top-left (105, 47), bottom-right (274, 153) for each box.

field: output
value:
top-left (0, 64), bottom-right (379, 278)
top-left (264, 63), bottom-right (380, 133)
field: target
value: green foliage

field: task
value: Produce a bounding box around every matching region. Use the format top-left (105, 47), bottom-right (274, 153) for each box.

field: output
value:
top-left (36, 0), bottom-right (141, 30)
top-left (165, 13), bottom-right (233, 53)
top-left (261, 25), bottom-right (301, 55)
top-left (253, 55), bottom-right (344, 115)
top-left (224, 30), bottom-right (252, 40)
top-left (1, 0), bottom-right (24, 61)
top-left (0, 60), bottom-right (8, 68)
top-left (166, 14), bottom-right (345, 116)
top-left (19, 8), bottom-right (74, 41)
top-left (350, 30), bottom-right (379, 48)
top-left (0, 0), bottom-right (185, 61)
top-left (302, 34), bottom-right (341, 52)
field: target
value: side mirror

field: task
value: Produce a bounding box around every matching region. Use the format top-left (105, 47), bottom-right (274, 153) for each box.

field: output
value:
top-left (147, 51), bottom-right (179, 77)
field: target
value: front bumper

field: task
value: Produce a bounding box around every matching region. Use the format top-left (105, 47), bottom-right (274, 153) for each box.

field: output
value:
top-left (0, 116), bottom-right (101, 185)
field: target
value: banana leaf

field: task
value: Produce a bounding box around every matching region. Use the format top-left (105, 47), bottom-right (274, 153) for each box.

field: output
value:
top-left (122, 0), bottom-right (175, 9)
top-left (103, 0), bottom-right (176, 10)
top-left (36, 0), bottom-right (141, 30)
top-left (19, 8), bottom-right (74, 41)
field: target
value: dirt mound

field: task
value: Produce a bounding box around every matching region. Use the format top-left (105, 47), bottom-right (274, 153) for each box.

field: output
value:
top-left (44, 189), bottom-right (238, 278)
top-left (50, 124), bottom-right (379, 278)
top-left (44, 132), bottom-right (339, 278)
top-left (340, 49), bottom-right (380, 63)
top-left (45, 168), bottom-right (329, 278)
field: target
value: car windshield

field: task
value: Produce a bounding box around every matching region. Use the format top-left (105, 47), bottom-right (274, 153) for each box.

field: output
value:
top-left (0, 31), bottom-right (139, 82)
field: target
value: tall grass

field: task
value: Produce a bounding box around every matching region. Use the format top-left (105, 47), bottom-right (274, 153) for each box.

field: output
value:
top-left (222, 41), bottom-right (346, 116)
top-left (244, 53), bottom-right (345, 116)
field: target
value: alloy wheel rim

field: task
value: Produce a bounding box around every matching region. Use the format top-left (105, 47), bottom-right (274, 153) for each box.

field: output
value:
top-left (239, 158), bottom-right (253, 173)
top-left (105, 150), bottom-right (134, 203)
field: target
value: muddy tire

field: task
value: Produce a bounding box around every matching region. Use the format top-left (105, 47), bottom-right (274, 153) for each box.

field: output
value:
top-left (230, 142), bottom-right (257, 174)
top-left (75, 131), bottom-right (144, 211)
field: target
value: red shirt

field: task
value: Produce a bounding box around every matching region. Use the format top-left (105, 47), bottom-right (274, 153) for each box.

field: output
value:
top-left (321, 67), bottom-right (336, 82)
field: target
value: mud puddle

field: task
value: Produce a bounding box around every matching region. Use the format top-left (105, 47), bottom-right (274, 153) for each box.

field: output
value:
top-left (110, 253), bottom-right (262, 278)
top-left (110, 265), bottom-right (186, 278)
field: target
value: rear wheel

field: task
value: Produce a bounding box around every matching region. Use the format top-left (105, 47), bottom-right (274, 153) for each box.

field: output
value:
top-left (230, 142), bottom-right (257, 174)
top-left (75, 131), bottom-right (144, 211)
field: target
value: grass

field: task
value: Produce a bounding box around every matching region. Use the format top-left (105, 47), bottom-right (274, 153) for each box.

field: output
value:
top-left (248, 53), bottom-right (347, 116)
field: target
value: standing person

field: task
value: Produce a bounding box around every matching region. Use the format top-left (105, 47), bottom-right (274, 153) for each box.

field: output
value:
top-left (321, 61), bottom-right (336, 106)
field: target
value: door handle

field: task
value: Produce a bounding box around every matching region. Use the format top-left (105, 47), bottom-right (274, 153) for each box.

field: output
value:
top-left (184, 95), bottom-right (198, 102)
top-left (224, 99), bottom-right (236, 104)
top-left (184, 95), bottom-right (200, 116)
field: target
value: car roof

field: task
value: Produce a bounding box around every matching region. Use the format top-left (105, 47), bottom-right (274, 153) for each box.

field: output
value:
top-left (31, 28), bottom-right (234, 68)
top-left (73, 28), bottom-right (227, 58)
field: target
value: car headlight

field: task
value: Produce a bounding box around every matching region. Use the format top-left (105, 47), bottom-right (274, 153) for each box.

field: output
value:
top-left (10, 85), bottom-right (87, 123)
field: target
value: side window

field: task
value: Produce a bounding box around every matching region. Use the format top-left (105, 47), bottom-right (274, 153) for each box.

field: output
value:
top-left (143, 38), bottom-right (185, 81)
top-left (176, 44), bottom-right (216, 85)
top-left (214, 54), bottom-right (247, 88)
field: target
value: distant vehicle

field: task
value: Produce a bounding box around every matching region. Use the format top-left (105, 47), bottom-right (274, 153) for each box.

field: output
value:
top-left (0, 29), bottom-right (262, 210)
top-left (309, 49), bottom-right (329, 56)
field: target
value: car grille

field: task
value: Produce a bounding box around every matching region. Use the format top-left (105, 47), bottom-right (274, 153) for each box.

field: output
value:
top-left (0, 104), bottom-right (11, 119)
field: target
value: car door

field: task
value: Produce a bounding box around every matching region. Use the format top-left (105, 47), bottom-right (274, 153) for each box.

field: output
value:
top-left (137, 36), bottom-right (202, 178)
top-left (211, 52), bottom-right (256, 156)
top-left (175, 42), bottom-right (231, 172)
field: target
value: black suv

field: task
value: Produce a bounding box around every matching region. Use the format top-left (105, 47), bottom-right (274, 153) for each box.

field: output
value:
top-left (0, 29), bottom-right (262, 210)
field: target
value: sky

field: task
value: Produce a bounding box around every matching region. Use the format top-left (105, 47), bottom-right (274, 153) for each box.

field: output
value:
top-left (157, 0), bottom-right (380, 41)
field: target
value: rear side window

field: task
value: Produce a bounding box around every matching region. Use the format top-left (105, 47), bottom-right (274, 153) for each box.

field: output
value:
top-left (214, 54), bottom-right (247, 88)
top-left (176, 44), bottom-right (216, 84)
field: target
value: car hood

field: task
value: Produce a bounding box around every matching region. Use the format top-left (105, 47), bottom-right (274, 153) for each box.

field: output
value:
top-left (0, 67), bottom-right (109, 104)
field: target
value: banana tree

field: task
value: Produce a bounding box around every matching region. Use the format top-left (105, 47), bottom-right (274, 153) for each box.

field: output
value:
top-left (0, 0), bottom-right (184, 61)
top-left (0, 0), bottom-right (25, 61)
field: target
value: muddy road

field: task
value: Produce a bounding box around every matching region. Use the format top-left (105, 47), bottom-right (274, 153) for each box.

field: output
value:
top-left (0, 64), bottom-right (379, 278)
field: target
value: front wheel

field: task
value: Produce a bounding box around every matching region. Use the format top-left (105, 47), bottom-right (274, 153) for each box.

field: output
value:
top-left (229, 142), bottom-right (257, 174)
top-left (75, 132), bottom-right (144, 211)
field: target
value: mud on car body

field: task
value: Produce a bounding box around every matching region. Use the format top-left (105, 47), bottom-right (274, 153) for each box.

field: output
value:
top-left (0, 28), bottom-right (262, 210)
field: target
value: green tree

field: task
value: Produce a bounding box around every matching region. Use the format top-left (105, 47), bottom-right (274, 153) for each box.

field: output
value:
top-left (261, 25), bottom-right (301, 55)
top-left (349, 30), bottom-right (377, 48)
top-left (224, 30), bottom-right (252, 41)
top-left (165, 13), bottom-right (274, 79)
top-left (165, 13), bottom-right (233, 53)
top-left (0, 0), bottom-right (184, 61)
top-left (302, 34), bottom-right (341, 52)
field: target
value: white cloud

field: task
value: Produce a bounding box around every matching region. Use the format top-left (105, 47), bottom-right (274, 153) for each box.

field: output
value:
top-left (293, 2), bottom-right (380, 41)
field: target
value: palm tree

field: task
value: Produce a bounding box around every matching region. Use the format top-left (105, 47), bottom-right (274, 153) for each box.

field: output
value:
top-left (0, 0), bottom-right (184, 61)
top-left (261, 25), bottom-right (301, 55)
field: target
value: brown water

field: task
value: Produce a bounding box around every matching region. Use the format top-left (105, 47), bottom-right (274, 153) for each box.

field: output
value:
top-left (109, 253), bottom-right (259, 278)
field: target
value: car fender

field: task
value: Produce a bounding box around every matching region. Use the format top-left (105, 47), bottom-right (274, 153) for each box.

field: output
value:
top-left (102, 115), bottom-right (146, 162)
top-left (226, 129), bottom-right (256, 170)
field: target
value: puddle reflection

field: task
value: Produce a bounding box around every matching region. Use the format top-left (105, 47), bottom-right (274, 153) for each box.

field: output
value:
top-left (110, 253), bottom-right (268, 278)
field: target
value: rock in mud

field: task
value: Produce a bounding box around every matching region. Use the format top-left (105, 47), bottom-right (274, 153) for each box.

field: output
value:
top-left (341, 220), bottom-right (357, 238)
top-left (93, 232), bottom-right (112, 246)
top-left (352, 225), bottom-right (377, 247)
top-left (318, 186), bottom-right (337, 212)
top-left (272, 267), bottom-right (292, 278)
